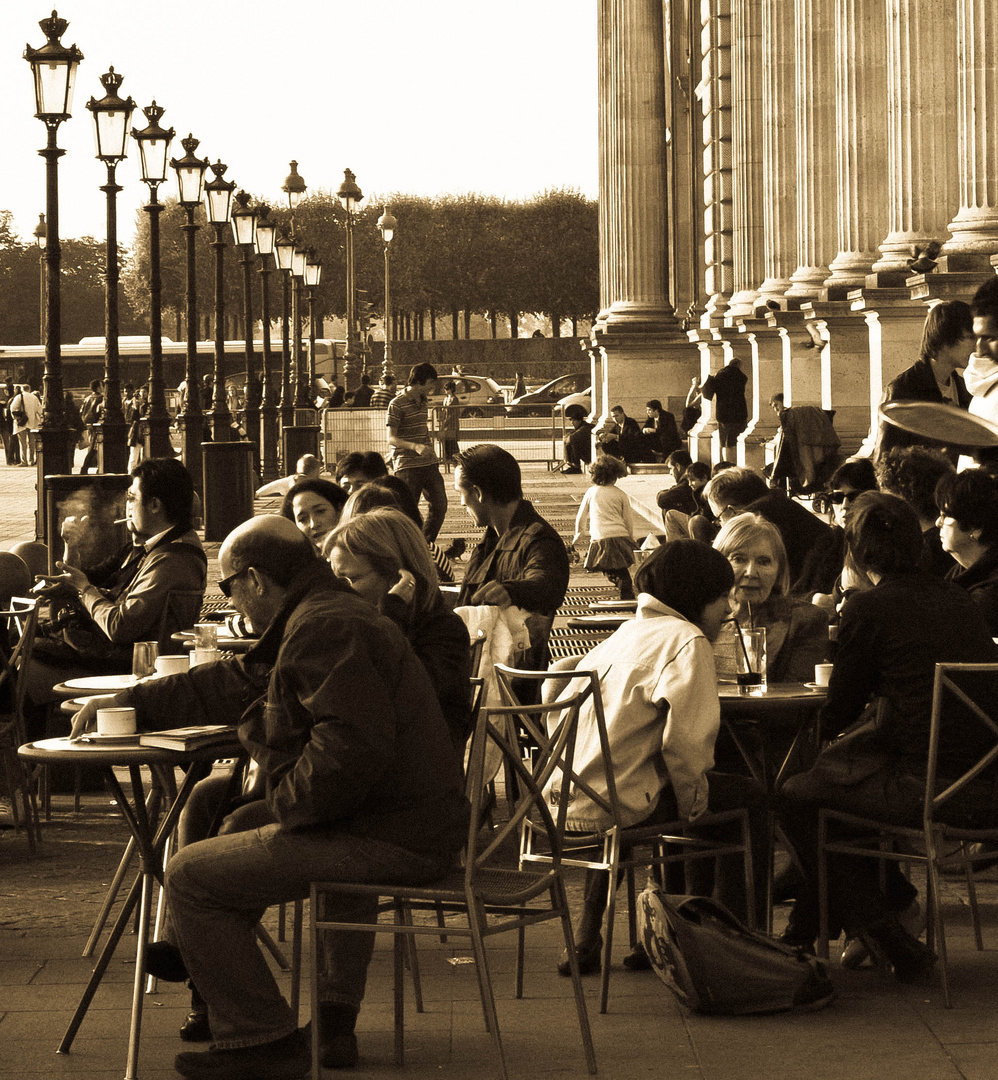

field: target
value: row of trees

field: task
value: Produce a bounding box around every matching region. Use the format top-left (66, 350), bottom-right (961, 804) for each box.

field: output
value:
top-left (0, 190), bottom-right (598, 347)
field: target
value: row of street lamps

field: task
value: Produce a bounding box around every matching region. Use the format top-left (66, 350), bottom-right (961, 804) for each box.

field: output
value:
top-left (22, 9), bottom-right (399, 509)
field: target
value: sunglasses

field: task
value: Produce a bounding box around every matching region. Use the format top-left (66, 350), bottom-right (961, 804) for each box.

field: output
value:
top-left (829, 490), bottom-right (859, 505)
top-left (217, 567), bottom-right (249, 598)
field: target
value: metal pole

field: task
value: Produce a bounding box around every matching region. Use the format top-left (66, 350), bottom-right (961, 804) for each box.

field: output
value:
top-left (178, 204), bottom-right (203, 494)
top-left (307, 289), bottom-right (316, 398)
top-left (258, 256), bottom-right (279, 480)
top-left (240, 244), bottom-right (260, 471)
top-left (98, 160), bottom-right (128, 471)
top-left (343, 209), bottom-right (354, 389)
top-left (279, 271), bottom-right (293, 430)
top-left (143, 186), bottom-right (172, 458)
top-left (39, 124), bottom-right (68, 438)
top-left (292, 275), bottom-right (308, 408)
top-left (382, 240), bottom-right (393, 382)
top-left (210, 223), bottom-right (233, 438)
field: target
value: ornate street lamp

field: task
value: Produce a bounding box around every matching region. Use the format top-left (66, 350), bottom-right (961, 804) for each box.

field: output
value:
top-left (203, 160), bottom-right (236, 439)
top-left (24, 9), bottom-right (84, 485)
top-left (254, 205), bottom-right (280, 480)
top-left (336, 168), bottom-right (363, 389)
top-left (230, 191), bottom-right (260, 468)
top-left (87, 67), bottom-right (135, 472)
top-left (170, 134), bottom-right (209, 493)
top-left (33, 213), bottom-right (46, 346)
top-left (304, 250), bottom-right (322, 403)
top-left (131, 100), bottom-right (175, 460)
top-left (377, 206), bottom-right (397, 383)
top-left (273, 228), bottom-right (295, 431)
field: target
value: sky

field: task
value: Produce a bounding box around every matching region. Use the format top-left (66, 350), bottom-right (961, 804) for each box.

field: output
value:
top-left (1, 1), bottom-right (597, 246)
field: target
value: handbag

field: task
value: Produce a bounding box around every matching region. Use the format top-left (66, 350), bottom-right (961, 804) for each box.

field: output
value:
top-left (637, 888), bottom-right (834, 1015)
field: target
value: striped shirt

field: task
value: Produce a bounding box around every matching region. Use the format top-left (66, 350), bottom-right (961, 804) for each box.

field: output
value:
top-left (386, 387), bottom-right (439, 470)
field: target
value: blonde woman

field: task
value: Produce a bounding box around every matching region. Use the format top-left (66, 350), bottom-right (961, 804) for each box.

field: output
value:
top-left (325, 508), bottom-right (471, 750)
top-left (712, 512), bottom-right (828, 684)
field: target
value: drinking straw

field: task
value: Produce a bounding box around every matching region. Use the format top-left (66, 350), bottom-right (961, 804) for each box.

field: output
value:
top-left (732, 616), bottom-right (753, 671)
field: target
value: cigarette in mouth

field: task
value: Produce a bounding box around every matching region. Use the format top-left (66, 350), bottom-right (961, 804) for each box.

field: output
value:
top-left (114, 518), bottom-right (128, 525)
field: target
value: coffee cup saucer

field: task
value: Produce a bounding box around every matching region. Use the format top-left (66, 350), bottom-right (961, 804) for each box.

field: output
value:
top-left (80, 732), bottom-right (140, 745)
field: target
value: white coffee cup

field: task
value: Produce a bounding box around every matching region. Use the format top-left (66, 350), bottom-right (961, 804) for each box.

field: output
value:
top-left (154, 654), bottom-right (190, 677)
top-left (814, 663), bottom-right (834, 687)
top-left (97, 706), bottom-right (137, 737)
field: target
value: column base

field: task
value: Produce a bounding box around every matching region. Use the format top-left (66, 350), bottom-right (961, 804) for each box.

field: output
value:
top-left (591, 327), bottom-right (700, 425)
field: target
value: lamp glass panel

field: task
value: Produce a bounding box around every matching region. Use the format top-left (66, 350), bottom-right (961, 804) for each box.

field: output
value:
top-left (230, 210), bottom-right (257, 247)
top-left (205, 187), bottom-right (234, 224)
top-left (304, 262), bottom-right (322, 287)
top-left (33, 59), bottom-right (77, 117)
top-left (94, 108), bottom-right (130, 160)
top-left (274, 239), bottom-right (294, 270)
top-left (175, 165), bottom-right (205, 206)
top-left (138, 136), bottom-right (171, 183)
top-left (254, 222), bottom-right (277, 256)
top-left (291, 249), bottom-right (307, 277)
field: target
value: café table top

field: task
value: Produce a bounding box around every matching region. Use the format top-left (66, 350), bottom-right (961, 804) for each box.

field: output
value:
top-left (566, 613), bottom-right (634, 630)
top-left (171, 630), bottom-right (259, 653)
top-left (51, 673), bottom-right (140, 698)
top-left (19, 734), bottom-right (242, 767)
top-left (718, 681), bottom-right (827, 704)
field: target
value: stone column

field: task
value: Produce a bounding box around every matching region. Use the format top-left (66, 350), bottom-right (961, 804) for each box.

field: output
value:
top-left (700, 0), bottom-right (734, 322)
top-left (824, 0), bottom-right (889, 289)
top-left (757, 0), bottom-right (798, 303)
top-left (596, 0), bottom-right (619, 325)
top-left (943, 0), bottom-right (998, 258)
top-left (786, 0), bottom-right (839, 297)
top-left (728, 0), bottom-right (765, 315)
top-left (873, 0), bottom-right (960, 271)
top-left (600, 0), bottom-right (681, 332)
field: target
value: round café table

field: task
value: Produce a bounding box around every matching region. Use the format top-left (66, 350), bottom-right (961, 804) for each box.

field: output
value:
top-left (171, 629), bottom-right (259, 654)
top-left (19, 734), bottom-right (242, 1080)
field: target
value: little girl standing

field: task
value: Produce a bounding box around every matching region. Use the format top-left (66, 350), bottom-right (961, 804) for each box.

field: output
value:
top-left (572, 454), bottom-right (639, 599)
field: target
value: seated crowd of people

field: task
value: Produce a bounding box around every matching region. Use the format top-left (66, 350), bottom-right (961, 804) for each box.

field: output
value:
top-left (9, 376), bottom-right (998, 1076)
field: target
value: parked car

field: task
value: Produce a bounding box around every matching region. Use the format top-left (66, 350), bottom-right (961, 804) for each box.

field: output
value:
top-left (426, 374), bottom-right (506, 417)
top-left (556, 387), bottom-right (592, 416)
top-left (506, 372), bottom-right (591, 416)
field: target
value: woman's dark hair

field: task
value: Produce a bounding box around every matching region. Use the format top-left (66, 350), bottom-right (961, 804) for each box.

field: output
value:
top-left (280, 478), bottom-right (348, 522)
top-left (830, 458), bottom-right (878, 493)
top-left (845, 491), bottom-right (923, 577)
top-left (935, 468), bottom-right (998, 547)
top-left (919, 300), bottom-right (973, 363)
top-left (342, 475), bottom-right (422, 527)
top-left (589, 454), bottom-right (627, 485)
top-left (876, 446), bottom-right (954, 523)
top-left (634, 539), bottom-right (735, 624)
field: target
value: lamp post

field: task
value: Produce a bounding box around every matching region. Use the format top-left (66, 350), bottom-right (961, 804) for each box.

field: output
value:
top-left (170, 134), bottom-right (209, 494)
top-left (291, 244), bottom-right (308, 408)
top-left (24, 9), bottom-right (84, 487)
top-left (131, 100), bottom-right (175, 460)
top-left (230, 191), bottom-right (260, 471)
top-left (274, 229), bottom-right (294, 434)
top-left (336, 168), bottom-right (363, 390)
top-left (304, 250), bottom-right (322, 400)
top-left (87, 68), bottom-right (135, 473)
top-left (203, 160), bottom-right (236, 439)
top-left (254, 205), bottom-right (280, 480)
top-left (33, 213), bottom-right (47, 345)
top-left (377, 207), bottom-right (397, 383)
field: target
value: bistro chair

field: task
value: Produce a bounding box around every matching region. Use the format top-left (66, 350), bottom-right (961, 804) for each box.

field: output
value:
top-left (0, 596), bottom-right (42, 851)
top-left (817, 662), bottom-right (998, 1007)
top-left (495, 660), bottom-right (755, 1014)
top-left (308, 678), bottom-right (597, 1080)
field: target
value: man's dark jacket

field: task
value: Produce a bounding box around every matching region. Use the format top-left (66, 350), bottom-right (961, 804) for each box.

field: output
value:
top-left (877, 358), bottom-right (971, 459)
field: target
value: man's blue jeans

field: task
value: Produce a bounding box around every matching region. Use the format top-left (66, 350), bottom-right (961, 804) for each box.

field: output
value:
top-left (166, 822), bottom-right (451, 1049)
top-left (398, 463), bottom-right (448, 542)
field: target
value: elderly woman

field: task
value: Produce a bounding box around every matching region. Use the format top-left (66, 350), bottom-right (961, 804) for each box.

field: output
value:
top-left (280, 478), bottom-right (348, 554)
top-left (778, 492), bottom-right (998, 978)
top-left (325, 508), bottom-right (471, 751)
top-left (935, 468), bottom-right (998, 636)
top-left (712, 513), bottom-right (828, 684)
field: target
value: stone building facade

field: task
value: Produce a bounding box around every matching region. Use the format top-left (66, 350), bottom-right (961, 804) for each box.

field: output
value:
top-left (591, 0), bottom-right (998, 466)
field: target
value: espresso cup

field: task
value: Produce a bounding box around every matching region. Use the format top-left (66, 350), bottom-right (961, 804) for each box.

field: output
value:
top-left (96, 706), bottom-right (137, 737)
top-left (814, 662), bottom-right (834, 687)
top-left (154, 654), bottom-right (190, 677)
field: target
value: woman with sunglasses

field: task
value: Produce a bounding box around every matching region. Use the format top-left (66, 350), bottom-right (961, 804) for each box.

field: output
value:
top-left (794, 458), bottom-right (878, 602)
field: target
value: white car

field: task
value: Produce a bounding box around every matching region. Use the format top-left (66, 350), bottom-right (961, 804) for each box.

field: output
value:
top-left (556, 387), bottom-right (593, 416)
top-left (426, 374), bottom-right (506, 417)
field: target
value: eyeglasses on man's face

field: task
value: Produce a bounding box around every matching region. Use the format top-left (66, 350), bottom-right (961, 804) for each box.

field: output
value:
top-left (217, 567), bottom-right (250, 598)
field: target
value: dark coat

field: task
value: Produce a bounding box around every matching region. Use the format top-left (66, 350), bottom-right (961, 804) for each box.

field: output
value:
top-left (126, 560), bottom-right (469, 857)
top-left (703, 362), bottom-right (748, 426)
top-left (947, 545), bottom-right (998, 637)
top-left (745, 489), bottom-right (833, 584)
top-left (656, 479), bottom-right (699, 517)
top-left (877, 358), bottom-right (971, 459)
top-left (643, 410), bottom-right (682, 459)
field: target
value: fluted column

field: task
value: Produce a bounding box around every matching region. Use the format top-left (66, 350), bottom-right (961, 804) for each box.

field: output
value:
top-left (873, 0), bottom-right (959, 271)
top-left (596, 0), bottom-right (619, 325)
top-left (824, 0), bottom-right (889, 287)
top-left (700, 0), bottom-right (734, 322)
top-left (728, 0), bottom-right (765, 315)
top-left (943, 0), bottom-right (998, 255)
top-left (786, 0), bottom-right (839, 297)
top-left (757, 0), bottom-right (798, 302)
top-left (601, 0), bottom-right (680, 332)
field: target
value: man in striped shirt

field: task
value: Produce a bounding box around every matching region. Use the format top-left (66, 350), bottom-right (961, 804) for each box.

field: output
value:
top-left (370, 375), bottom-right (397, 410)
top-left (386, 364), bottom-right (448, 542)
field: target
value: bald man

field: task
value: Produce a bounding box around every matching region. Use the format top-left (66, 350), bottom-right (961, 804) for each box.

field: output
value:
top-left (254, 453), bottom-right (325, 498)
top-left (71, 516), bottom-right (468, 1077)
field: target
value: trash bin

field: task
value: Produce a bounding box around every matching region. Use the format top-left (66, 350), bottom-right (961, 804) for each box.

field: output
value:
top-left (282, 425), bottom-right (320, 471)
top-left (202, 441), bottom-right (255, 542)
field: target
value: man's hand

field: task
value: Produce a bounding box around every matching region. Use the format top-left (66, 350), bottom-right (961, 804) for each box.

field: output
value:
top-left (53, 560), bottom-right (89, 592)
top-left (69, 695), bottom-right (117, 740)
top-left (471, 582), bottom-right (512, 607)
top-left (417, 442), bottom-right (435, 458)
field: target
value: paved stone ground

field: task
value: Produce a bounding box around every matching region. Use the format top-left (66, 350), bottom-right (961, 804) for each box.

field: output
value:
top-left (4, 458), bottom-right (998, 1079)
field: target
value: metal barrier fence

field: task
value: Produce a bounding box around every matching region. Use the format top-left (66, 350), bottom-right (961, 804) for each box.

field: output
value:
top-left (320, 404), bottom-right (566, 468)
